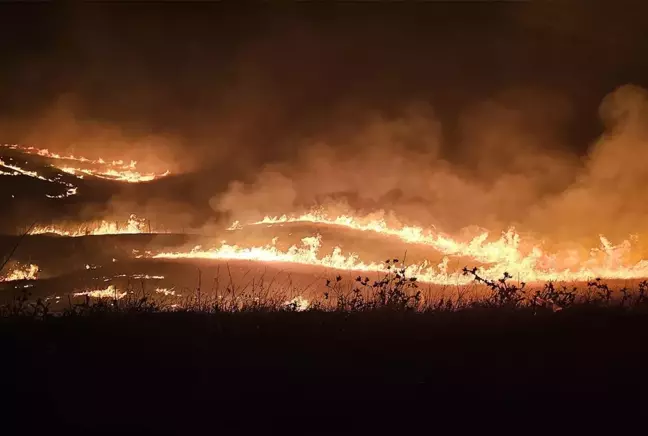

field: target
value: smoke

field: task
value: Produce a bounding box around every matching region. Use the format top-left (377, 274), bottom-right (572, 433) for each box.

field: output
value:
top-left (2, 6), bottom-right (648, 248)
top-left (0, 96), bottom-right (185, 174)
top-left (0, 96), bottom-right (210, 231)
top-left (211, 88), bottom-right (573, 231)
top-left (211, 84), bottom-right (648, 248)
top-left (527, 85), bottom-right (648, 244)
top-left (4, 72), bottom-right (648, 250)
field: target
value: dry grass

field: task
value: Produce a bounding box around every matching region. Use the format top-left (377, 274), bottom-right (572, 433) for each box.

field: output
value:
top-left (4, 260), bottom-right (648, 319)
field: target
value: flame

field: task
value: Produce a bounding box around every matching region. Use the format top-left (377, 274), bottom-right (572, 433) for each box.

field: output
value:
top-left (155, 287), bottom-right (178, 296)
top-left (254, 211), bottom-right (528, 265)
top-left (0, 264), bottom-right (39, 282)
top-left (0, 157), bottom-right (78, 198)
top-left (1, 144), bottom-right (170, 183)
top-left (31, 214), bottom-right (148, 237)
top-left (59, 166), bottom-right (170, 183)
top-left (151, 235), bottom-right (466, 284)
top-left (106, 273), bottom-right (165, 280)
top-left (249, 211), bottom-right (648, 282)
top-left (147, 209), bottom-right (648, 284)
top-left (74, 285), bottom-right (127, 299)
top-left (6, 138), bottom-right (648, 286)
top-left (284, 296), bottom-right (310, 311)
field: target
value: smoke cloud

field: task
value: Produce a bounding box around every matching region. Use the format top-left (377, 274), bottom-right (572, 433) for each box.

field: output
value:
top-left (527, 85), bottom-right (648, 243)
top-left (211, 84), bottom-right (648, 250)
top-left (2, 5), bottom-right (648, 249)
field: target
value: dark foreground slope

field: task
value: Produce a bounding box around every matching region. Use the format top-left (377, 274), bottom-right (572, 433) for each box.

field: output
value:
top-left (3, 309), bottom-right (648, 434)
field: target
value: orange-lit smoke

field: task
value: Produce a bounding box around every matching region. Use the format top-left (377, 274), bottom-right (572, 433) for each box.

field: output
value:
top-left (0, 99), bottom-right (185, 175)
top-left (199, 85), bottom-right (648, 282)
top-left (211, 90), bottom-right (581, 235)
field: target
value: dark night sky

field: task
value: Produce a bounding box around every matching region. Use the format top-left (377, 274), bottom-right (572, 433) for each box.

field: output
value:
top-left (1, 2), bottom-right (648, 236)
top-left (1, 2), bottom-right (647, 165)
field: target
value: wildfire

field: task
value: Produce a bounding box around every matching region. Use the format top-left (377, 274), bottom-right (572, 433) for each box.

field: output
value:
top-left (254, 211), bottom-right (530, 265)
top-left (74, 285), bottom-right (127, 299)
top-left (58, 166), bottom-right (170, 184)
top-left (151, 235), bottom-right (468, 284)
top-left (254, 212), bottom-right (648, 281)
top-left (284, 296), bottom-right (310, 311)
top-left (0, 157), bottom-right (78, 198)
top-left (0, 264), bottom-right (40, 282)
top-left (1, 144), bottom-right (170, 183)
top-left (31, 214), bottom-right (148, 237)
top-left (155, 287), bottom-right (178, 296)
top-left (149, 210), bottom-right (648, 285)
top-left (6, 138), bottom-right (648, 286)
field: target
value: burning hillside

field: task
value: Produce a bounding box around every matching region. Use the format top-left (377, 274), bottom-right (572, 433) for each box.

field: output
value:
top-left (0, 144), bottom-right (171, 204)
top-left (5, 86), bottom-right (648, 296)
top-left (149, 210), bottom-right (648, 285)
top-left (1, 144), bottom-right (170, 184)
top-left (0, 156), bottom-right (78, 198)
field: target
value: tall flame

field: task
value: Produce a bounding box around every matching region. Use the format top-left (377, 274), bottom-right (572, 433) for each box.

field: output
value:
top-left (6, 140), bottom-right (648, 286)
top-left (254, 211), bottom-right (531, 265)
top-left (150, 210), bottom-right (648, 284)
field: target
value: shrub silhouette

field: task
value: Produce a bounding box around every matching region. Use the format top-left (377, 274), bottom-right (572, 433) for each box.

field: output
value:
top-left (4, 259), bottom-right (648, 319)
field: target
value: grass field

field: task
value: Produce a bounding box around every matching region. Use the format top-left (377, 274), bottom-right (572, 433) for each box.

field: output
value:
top-left (3, 150), bottom-right (647, 432)
top-left (3, 268), bottom-right (648, 432)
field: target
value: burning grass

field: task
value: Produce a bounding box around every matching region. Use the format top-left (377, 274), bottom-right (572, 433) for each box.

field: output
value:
top-left (5, 261), bottom-right (648, 318)
top-left (149, 209), bottom-right (648, 285)
top-left (30, 214), bottom-right (150, 237)
top-left (0, 156), bottom-right (78, 198)
top-left (4, 261), bottom-right (648, 433)
top-left (1, 144), bottom-right (170, 183)
top-left (0, 263), bottom-right (39, 282)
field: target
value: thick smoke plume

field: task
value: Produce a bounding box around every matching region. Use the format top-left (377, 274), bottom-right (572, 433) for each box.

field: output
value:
top-left (212, 84), bottom-right (648, 249)
top-left (528, 85), bottom-right (648, 244)
top-left (2, 4), bottom-right (647, 249)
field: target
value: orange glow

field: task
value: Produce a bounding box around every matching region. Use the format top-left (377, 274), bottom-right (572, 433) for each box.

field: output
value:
top-left (155, 288), bottom-right (178, 296)
top-left (284, 296), bottom-right (310, 311)
top-left (151, 235), bottom-right (469, 285)
top-left (31, 214), bottom-right (148, 237)
top-left (247, 212), bottom-right (648, 282)
top-left (74, 285), bottom-right (127, 299)
top-left (0, 264), bottom-right (40, 282)
top-left (0, 157), bottom-right (78, 198)
top-left (58, 166), bottom-right (170, 183)
top-left (149, 210), bottom-right (648, 284)
top-left (2, 144), bottom-right (170, 183)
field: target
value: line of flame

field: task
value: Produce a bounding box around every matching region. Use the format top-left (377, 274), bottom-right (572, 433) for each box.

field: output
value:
top-left (151, 234), bottom-right (467, 284)
top-left (0, 158), bottom-right (78, 198)
top-left (74, 285), bottom-right (127, 299)
top-left (1, 144), bottom-right (170, 183)
top-left (30, 214), bottom-right (148, 237)
top-left (244, 212), bottom-right (648, 282)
